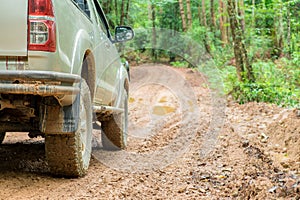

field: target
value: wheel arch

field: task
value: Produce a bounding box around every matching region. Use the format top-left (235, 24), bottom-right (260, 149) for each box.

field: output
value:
top-left (81, 50), bottom-right (96, 101)
top-left (124, 78), bottom-right (129, 94)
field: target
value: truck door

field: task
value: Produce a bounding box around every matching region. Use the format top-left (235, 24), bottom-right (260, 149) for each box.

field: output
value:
top-left (91, 0), bottom-right (121, 106)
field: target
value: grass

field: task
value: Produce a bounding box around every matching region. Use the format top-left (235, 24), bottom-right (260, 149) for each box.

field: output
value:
top-left (219, 59), bottom-right (300, 108)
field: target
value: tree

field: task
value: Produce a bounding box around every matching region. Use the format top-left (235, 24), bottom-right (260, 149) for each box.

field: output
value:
top-left (201, 0), bottom-right (207, 27)
top-left (227, 0), bottom-right (255, 82)
top-left (179, 0), bottom-right (187, 31)
top-left (251, 0), bottom-right (255, 28)
top-left (210, 0), bottom-right (216, 31)
top-left (150, 1), bottom-right (157, 60)
top-left (197, 0), bottom-right (211, 55)
top-left (186, 0), bottom-right (192, 29)
top-left (238, 0), bottom-right (245, 32)
top-left (114, 0), bottom-right (119, 25)
top-left (219, 0), bottom-right (228, 46)
top-left (272, 0), bottom-right (284, 58)
top-left (120, 0), bottom-right (125, 25)
top-left (125, 0), bottom-right (130, 22)
top-left (286, 0), bottom-right (291, 57)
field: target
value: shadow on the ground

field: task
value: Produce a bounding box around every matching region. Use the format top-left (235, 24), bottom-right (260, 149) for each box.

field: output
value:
top-left (0, 141), bottom-right (48, 174)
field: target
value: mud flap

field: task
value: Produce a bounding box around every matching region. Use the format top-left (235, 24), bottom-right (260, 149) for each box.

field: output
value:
top-left (39, 95), bottom-right (80, 134)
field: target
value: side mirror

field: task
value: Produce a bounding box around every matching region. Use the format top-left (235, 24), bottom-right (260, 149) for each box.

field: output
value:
top-left (114, 26), bottom-right (134, 43)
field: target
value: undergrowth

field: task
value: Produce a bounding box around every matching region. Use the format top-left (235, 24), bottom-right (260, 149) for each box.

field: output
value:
top-left (220, 59), bottom-right (300, 108)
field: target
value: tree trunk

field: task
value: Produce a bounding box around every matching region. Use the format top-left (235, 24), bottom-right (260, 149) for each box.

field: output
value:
top-left (120, 0), bottom-right (125, 25)
top-left (125, 0), bottom-right (130, 22)
top-left (227, 0), bottom-right (255, 82)
top-left (186, 0), bottom-right (192, 29)
top-left (114, 0), bottom-right (118, 25)
top-left (238, 0), bottom-right (245, 32)
top-left (278, 0), bottom-right (284, 55)
top-left (219, 0), bottom-right (228, 46)
top-left (179, 0), bottom-right (187, 31)
top-left (210, 0), bottom-right (216, 31)
top-left (201, 0), bottom-right (207, 27)
top-left (272, 0), bottom-right (284, 58)
top-left (102, 0), bottom-right (110, 14)
top-left (151, 3), bottom-right (157, 60)
top-left (287, 1), bottom-right (291, 58)
top-left (197, 6), bottom-right (202, 26)
top-left (148, 3), bottom-right (152, 20)
top-left (102, 0), bottom-right (115, 27)
top-left (199, 0), bottom-right (211, 55)
top-left (252, 0), bottom-right (255, 28)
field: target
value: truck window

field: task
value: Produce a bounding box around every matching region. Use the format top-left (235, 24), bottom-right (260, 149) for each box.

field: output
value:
top-left (73, 0), bottom-right (91, 18)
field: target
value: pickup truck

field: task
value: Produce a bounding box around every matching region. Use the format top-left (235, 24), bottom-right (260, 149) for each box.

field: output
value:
top-left (0, 0), bottom-right (134, 177)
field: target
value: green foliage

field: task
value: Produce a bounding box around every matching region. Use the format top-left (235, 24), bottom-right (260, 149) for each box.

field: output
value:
top-left (100, 0), bottom-right (300, 108)
top-left (221, 61), bottom-right (300, 108)
top-left (292, 51), bottom-right (300, 66)
top-left (170, 60), bottom-right (189, 68)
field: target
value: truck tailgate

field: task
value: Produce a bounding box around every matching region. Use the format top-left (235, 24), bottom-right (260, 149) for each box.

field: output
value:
top-left (0, 0), bottom-right (28, 56)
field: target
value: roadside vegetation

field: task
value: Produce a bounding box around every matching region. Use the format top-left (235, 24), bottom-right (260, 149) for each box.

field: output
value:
top-left (100, 0), bottom-right (299, 108)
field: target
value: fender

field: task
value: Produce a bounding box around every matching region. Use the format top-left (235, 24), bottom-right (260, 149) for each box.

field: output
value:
top-left (70, 29), bottom-right (93, 75)
top-left (114, 63), bottom-right (129, 109)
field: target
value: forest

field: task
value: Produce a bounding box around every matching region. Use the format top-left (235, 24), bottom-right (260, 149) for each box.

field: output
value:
top-left (100, 0), bottom-right (299, 108)
top-left (0, 1), bottom-right (299, 199)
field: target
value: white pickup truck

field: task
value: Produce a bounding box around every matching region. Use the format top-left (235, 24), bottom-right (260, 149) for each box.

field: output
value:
top-left (0, 0), bottom-right (134, 177)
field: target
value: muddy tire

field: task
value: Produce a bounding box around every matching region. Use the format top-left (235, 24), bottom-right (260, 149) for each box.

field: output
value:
top-left (45, 80), bottom-right (92, 177)
top-left (101, 92), bottom-right (128, 150)
top-left (0, 132), bottom-right (6, 144)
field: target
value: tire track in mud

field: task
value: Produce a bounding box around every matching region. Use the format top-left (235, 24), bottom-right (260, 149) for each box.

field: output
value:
top-left (92, 64), bottom-right (206, 172)
top-left (0, 64), bottom-right (225, 200)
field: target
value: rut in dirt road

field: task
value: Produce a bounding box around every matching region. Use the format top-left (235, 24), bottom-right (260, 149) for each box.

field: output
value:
top-left (0, 64), bottom-right (220, 200)
top-left (92, 64), bottom-right (223, 172)
top-left (4, 65), bottom-right (296, 199)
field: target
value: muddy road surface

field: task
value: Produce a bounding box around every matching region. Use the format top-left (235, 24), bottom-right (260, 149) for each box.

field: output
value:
top-left (0, 64), bottom-right (299, 199)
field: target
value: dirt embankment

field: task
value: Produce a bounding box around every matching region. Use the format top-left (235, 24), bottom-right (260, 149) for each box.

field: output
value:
top-left (0, 64), bottom-right (299, 199)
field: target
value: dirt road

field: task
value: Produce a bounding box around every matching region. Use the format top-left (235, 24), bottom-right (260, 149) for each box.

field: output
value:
top-left (0, 64), bottom-right (299, 199)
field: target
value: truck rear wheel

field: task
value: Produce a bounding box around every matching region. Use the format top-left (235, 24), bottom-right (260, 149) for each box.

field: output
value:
top-left (45, 80), bottom-right (92, 177)
top-left (101, 92), bottom-right (128, 150)
top-left (0, 132), bottom-right (6, 144)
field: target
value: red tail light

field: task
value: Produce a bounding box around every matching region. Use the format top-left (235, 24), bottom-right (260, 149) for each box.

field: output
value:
top-left (28, 0), bottom-right (56, 52)
top-left (29, 0), bottom-right (54, 16)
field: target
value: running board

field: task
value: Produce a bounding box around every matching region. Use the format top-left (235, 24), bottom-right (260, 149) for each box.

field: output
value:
top-left (93, 105), bottom-right (124, 114)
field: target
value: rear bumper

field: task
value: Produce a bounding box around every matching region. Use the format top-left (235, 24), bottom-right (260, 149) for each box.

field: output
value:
top-left (0, 70), bottom-right (81, 96)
